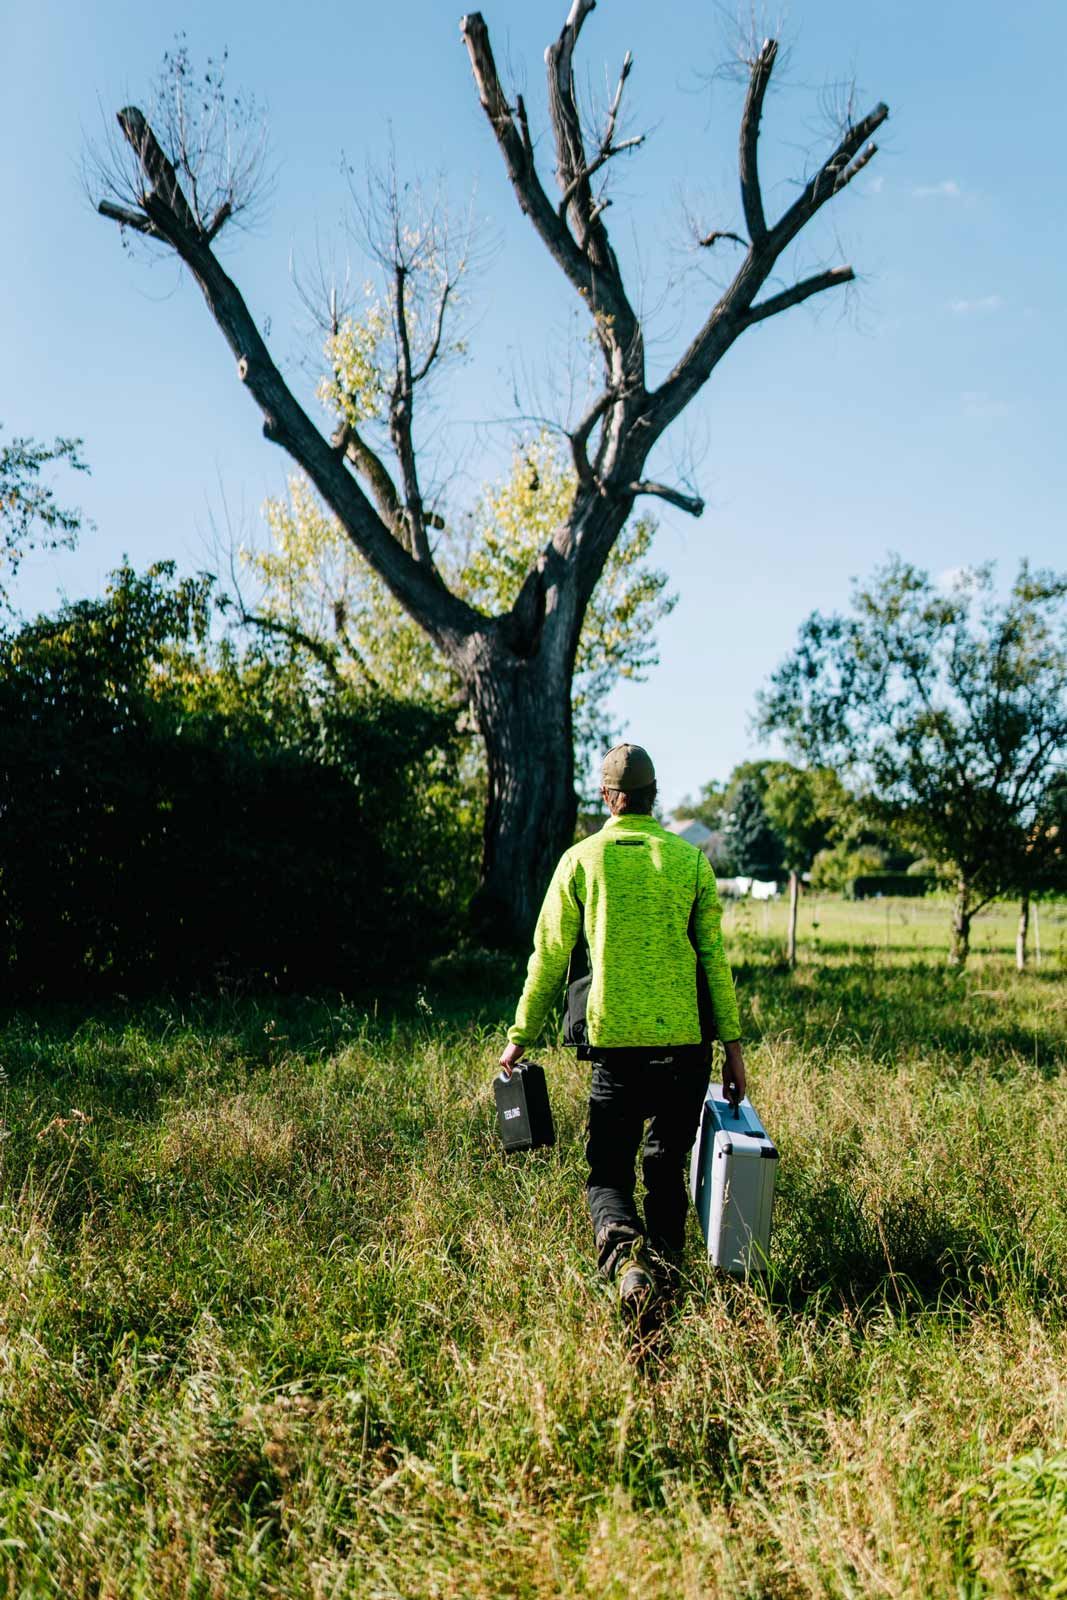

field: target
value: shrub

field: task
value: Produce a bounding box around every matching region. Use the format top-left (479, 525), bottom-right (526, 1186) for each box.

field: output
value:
top-left (850, 873), bottom-right (934, 900)
top-left (0, 564), bottom-right (478, 997)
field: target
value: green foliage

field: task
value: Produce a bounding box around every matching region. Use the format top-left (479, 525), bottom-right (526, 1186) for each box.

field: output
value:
top-left (809, 842), bottom-right (888, 893)
top-left (0, 922), bottom-right (1064, 1594)
top-left (969, 1449), bottom-right (1067, 1597)
top-left (850, 872), bottom-right (933, 899)
top-left (318, 299), bottom-right (391, 428)
top-left (759, 557), bottom-right (1067, 923)
top-left (0, 427), bottom-right (89, 607)
top-left (724, 777), bottom-right (784, 878)
top-left (0, 563), bottom-right (476, 997)
top-left (761, 762), bottom-right (852, 873)
top-left (246, 433), bottom-right (676, 785)
top-left (673, 776), bottom-right (728, 832)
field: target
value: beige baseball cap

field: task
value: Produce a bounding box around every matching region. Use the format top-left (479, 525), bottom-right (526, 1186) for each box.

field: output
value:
top-left (601, 742), bottom-right (656, 791)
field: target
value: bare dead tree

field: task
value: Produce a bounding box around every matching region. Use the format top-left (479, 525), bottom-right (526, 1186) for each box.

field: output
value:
top-left (93, 5), bottom-right (887, 939)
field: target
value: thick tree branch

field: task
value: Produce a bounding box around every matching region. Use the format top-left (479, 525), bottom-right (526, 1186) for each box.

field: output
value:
top-left (645, 62), bottom-right (887, 444)
top-left (333, 417), bottom-right (448, 538)
top-left (101, 108), bottom-right (479, 655)
top-left (739, 38), bottom-right (778, 246)
top-left (117, 107), bottom-right (201, 242)
top-left (543, 2), bottom-right (643, 370)
top-left (770, 103), bottom-right (888, 254)
top-left (461, 9), bottom-right (645, 399)
top-left (627, 479), bottom-right (704, 517)
top-left (545, 0), bottom-right (597, 212)
top-left (331, 421), bottom-right (404, 535)
top-left (744, 265), bottom-right (854, 326)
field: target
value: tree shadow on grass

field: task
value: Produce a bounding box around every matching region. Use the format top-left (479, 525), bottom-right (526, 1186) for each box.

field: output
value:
top-left (735, 955), bottom-right (1065, 1078)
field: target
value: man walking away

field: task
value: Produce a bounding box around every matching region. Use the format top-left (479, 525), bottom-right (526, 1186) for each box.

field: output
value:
top-left (499, 743), bottom-right (746, 1326)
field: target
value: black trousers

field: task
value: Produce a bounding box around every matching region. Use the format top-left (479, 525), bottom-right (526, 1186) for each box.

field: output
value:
top-left (584, 1045), bottom-right (711, 1275)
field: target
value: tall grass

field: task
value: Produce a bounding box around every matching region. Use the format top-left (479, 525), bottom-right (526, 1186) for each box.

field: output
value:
top-left (0, 919), bottom-right (1065, 1597)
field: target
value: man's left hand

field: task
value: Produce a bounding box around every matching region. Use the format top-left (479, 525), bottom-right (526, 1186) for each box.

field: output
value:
top-left (499, 1042), bottom-right (525, 1078)
top-left (722, 1039), bottom-right (746, 1108)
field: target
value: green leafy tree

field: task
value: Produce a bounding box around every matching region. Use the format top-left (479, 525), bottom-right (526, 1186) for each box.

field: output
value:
top-left (91, 19), bottom-right (887, 938)
top-left (1009, 771), bottom-right (1067, 970)
top-left (762, 762), bottom-right (851, 965)
top-left (758, 557), bottom-right (1067, 966)
top-left (725, 778), bottom-right (784, 880)
top-left (0, 428), bottom-right (88, 607)
top-left (676, 760), bottom-right (794, 873)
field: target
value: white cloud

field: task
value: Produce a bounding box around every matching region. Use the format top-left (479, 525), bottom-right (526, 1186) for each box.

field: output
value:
top-left (913, 179), bottom-right (961, 199)
top-left (949, 294), bottom-right (1004, 315)
top-left (962, 390), bottom-right (1010, 420)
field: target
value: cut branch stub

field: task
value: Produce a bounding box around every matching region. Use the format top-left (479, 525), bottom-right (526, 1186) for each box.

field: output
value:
top-left (97, 200), bottom-right (159, 237)
top-left (628, 479), bottom-right (704, 517)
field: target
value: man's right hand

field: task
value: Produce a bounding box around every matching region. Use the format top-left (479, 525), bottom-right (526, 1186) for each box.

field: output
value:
top-left (499, 1042), bottom-right (525, 1079)
top-left (722, 1040), bottom-right (746, 1109)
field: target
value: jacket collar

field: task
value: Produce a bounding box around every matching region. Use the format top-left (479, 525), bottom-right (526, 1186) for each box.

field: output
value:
top-left (603, 812), bottom-right (663, 834)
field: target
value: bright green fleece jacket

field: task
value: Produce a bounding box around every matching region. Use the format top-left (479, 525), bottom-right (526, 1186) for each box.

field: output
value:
top-left (508, 813), bottom-right (741, 1049)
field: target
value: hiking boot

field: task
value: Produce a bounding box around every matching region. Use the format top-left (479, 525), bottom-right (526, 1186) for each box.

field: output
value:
top-left (617, 1243), bottom-right (658, 1330)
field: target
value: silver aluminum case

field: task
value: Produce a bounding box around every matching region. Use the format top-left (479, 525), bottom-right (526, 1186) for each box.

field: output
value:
top-left (689, 1088), bottom-right (778, 1276)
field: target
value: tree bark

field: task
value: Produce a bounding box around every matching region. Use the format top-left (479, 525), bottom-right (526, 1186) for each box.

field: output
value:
top-left (786, 869), bottom-right (799, 968)
top-left (949, 880), bottom-right (972, 968)
top-left (465, 632), bottom-right (578, 942)
top-left (1016, 891), bottom-right (1030, 972)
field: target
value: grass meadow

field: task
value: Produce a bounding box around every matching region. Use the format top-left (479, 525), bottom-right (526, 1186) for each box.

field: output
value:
top-left (1, 897), bottom-right (1065, 1597)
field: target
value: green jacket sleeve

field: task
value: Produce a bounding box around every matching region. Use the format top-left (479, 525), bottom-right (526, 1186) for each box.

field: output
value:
top-left (507, 854), bottom-right (583, 1046)
top-left (691, 853), bottom-right (742, 1042)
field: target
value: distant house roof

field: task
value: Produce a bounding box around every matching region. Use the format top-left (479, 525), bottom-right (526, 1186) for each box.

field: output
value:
top-left (665, 817), bottom-right (713, 847)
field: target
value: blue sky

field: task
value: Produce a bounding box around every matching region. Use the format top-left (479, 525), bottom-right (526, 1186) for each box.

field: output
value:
top-left (4, 0), bottom-right (1065, 809)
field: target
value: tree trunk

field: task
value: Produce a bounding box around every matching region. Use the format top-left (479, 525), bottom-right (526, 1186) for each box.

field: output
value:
top-left (1016, 891), bottom-right (1030, 972)
top-left (949, 880), bottom-right (972, 968)
top-left (464, 631), bottom-right (578, 944)
top-left (786, 870), bottom-right (799, 968)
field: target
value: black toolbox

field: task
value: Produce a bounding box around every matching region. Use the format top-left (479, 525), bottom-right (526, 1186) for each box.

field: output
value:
top-left (494, 1061), bottom-right (555, 1151)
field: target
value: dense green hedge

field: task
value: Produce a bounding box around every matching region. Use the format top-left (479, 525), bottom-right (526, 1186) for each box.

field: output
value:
top-left (850, 873), bottom-right (934, 900)
top-left (0, 564), bottom-right (477, 998)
